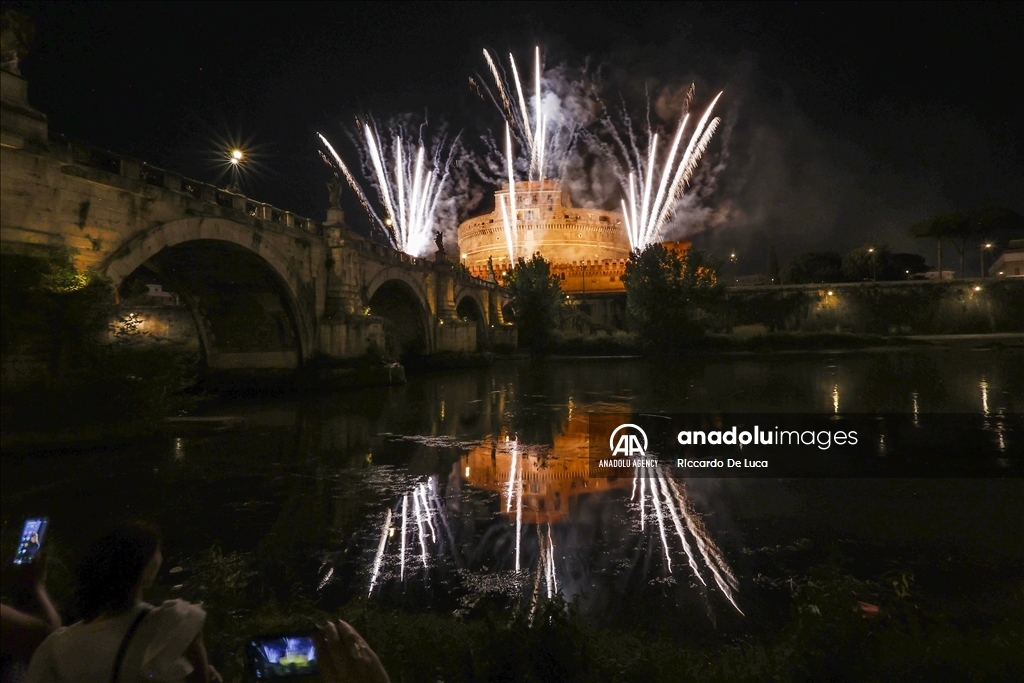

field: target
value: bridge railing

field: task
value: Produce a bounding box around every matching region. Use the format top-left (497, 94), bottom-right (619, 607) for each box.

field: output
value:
top-left (48, 133), bottom-right (322, 236)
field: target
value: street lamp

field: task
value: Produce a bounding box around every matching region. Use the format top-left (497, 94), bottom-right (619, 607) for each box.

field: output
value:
top-left (980, 242), bottom-right (993, 278)
top-left (227, 149), bottom-right (244, 192)
top-left (867, 247), bottom-right (877, 281)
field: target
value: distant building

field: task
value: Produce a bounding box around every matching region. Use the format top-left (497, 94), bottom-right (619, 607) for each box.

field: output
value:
top-left (989, 239), bottom-right (1024, 278)
top-left (144, 283), bottom-right (180, 306)
top-left (916, 269), bottom-right (956, 281)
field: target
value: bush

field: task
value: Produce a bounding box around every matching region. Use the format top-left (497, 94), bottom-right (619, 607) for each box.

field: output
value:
top-left (622, 245), bottom-right (723, 352)
top-left (504, 255), bottom-right (564, 354)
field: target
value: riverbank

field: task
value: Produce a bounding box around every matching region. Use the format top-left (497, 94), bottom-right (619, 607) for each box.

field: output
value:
top-left (549, 330), bottom-right (1024, 357)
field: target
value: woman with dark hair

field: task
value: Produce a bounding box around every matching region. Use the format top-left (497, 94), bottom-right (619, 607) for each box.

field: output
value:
top-left (24, 525), bottom-right (220, 683)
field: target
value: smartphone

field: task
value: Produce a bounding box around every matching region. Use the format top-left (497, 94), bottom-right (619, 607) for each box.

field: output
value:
top-left (13, 517), bottom-right (48, 565)
top-left (245, 634), bottom-right (319, 679)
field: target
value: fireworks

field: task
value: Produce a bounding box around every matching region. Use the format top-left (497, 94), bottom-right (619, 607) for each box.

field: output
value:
top-left (613, 90), bottom-right (723, 251)
top-left (318, 121), bottom-right (457, 257)
top-left (634, 464), bottom-right (743, 613)
top-left (480, 47), bottom-right (588, 262)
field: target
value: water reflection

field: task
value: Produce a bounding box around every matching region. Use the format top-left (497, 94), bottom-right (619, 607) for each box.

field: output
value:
top-left (2, 350), bottom-right (1020, 629)
top-left (359, 411), bottom-right (745, 613)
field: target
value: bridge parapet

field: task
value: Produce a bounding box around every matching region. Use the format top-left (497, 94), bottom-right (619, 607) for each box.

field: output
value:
top-left (46, 133), bottom-right (324, 239)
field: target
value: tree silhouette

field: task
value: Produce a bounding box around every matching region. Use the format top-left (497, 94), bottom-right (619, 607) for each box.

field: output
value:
top-left (910, 208), bottom-right (1023, 278)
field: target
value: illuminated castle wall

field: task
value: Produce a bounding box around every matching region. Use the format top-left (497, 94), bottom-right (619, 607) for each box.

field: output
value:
top-left (457, 180), bottom-right (631, 293)
top-left (457, 180), bottom-right (691, 295)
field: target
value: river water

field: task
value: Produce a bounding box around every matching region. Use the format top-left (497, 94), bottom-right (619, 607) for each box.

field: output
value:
top-left (2, 348), bottom-right (1022, 641)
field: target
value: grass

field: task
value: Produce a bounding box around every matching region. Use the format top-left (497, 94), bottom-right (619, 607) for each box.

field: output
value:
top-left (141, 546), bottom-right (1023, 683)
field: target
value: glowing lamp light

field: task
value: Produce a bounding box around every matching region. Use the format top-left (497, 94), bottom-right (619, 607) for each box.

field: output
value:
top-left (230, 149), bottom-right (243, 164)
top-left (974, 286), bottom-right (982, 291)
top-left (827, 291), bottom-right (834, 296)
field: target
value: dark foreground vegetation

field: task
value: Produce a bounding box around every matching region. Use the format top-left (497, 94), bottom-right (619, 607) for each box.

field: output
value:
top-left (11, 531), bottom-right (1017, 683)
top-left (1, 253), bottom-right (198, 445)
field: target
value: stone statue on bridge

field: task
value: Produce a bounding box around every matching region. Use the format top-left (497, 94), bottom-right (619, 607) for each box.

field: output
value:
top-left (487, 256), bottom-right (496, 282)
top-left (326, 176), bottom-right (344, 209)
top-left (435, 231), bottom-right (446, 257)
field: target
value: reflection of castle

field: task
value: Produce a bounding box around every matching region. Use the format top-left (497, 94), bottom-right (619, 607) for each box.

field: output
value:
top-left (460, 413), bottom-right (632, 524)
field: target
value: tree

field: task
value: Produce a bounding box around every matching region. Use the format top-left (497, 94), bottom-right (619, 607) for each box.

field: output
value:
top-left (767, 246), bottom-right (780, 285)
top-left (784, 251), bottom-right (843, 284)
top-left (843, 245), bottom-right (895, 282)
top-left (889, 253), bottom-right (929, 279)
top-left (910, 207), bottom-right (1023, 278)
top-left (503, 254), bottom-right (564, 353)
top-left (621, 244), bottom-right (722, 351)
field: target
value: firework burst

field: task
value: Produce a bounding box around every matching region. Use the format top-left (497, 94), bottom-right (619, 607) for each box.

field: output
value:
top-left (601, 87), bottom-right (723, 251)
top-left (319, 120), bottom-right (458, 257)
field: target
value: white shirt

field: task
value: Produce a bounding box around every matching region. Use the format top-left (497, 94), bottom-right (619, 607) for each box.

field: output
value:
top-left (24, 600), bottom-right (205, 683)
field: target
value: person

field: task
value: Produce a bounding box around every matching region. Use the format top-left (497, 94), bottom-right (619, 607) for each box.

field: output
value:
top-left (23, 524), bottom-right (221, 683)
top-left (312, 620), bottom-right (389, 683)
top-left (1, 548), bottom-right (61, 683)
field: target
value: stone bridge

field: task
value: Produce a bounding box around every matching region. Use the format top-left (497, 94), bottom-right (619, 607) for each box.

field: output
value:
top-left (0, 68), bottom-right (514, 369)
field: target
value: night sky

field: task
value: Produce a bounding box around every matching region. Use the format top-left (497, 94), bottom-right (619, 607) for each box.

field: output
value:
top-left (6, 1), bottom-right (1022, 272)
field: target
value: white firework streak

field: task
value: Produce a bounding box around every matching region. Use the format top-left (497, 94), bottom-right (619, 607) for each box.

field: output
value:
top-left (546, 523), bottom-right (557, 595)
top-left (400, 494), bottom-right (408, 581)
top-left (647, 468), bottom-right (672, 573)
top-left (639, 475), bottom-right (646, 531)
top-left (506, 439), bottom-right (518, 512)
top-left (417, 483), bottom-right (437, 543)
top-left (533, 47), bottom-right (543, 176)
top-left (631, 465), bottom-right (638, 500)
top-left (483, 49), bottom-right (514, 120)
top-left (666, 475), bottom-right (743, 613)
top-left (615, 91), bottom-right (723, 250)
top-left (412, 487), bottom-right (428, 569)
top-left (318, 133), bottom-right (379, 227)
top-left (508, 52), bottom-right (535, 163)
top-left (515, 458), bottom-right (523, 573)
top-left (656, 472), bottom-right (705, 585)
top-left (368, 507), bottom-right (392, 597)
top-left (501, 124), bottom-right (518, 263)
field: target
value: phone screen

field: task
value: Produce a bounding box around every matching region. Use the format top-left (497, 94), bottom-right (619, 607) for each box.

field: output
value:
top-left (13, 517), bottom-right (48, 565)
top-left (246, 635), bottom-right (319, 678)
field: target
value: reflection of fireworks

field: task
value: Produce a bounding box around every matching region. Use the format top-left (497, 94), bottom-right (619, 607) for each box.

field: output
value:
top-left (634, 465), bottom-right (742, 613)
top-left (367, 478), bottom-right (449, 596)
top-left (601, 88), bottom-right (723, 250)
top-left (318, 122), bottom-right (457, 257)
top-left (363, 434), bottom-right (740, 617)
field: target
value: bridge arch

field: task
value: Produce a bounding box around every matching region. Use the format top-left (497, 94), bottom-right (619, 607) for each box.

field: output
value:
top-left (364, 266), bottom-right (431, 313)
top-left (367, 277), bottom-right (432, 357)
top-left (455, 288), bottom-right (488, 340)
top-left (102, 216), bottom-right (314, 363)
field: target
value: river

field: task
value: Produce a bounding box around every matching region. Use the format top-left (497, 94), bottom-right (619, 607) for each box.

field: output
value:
top-left (2, 348), bottom-right (1022, 662)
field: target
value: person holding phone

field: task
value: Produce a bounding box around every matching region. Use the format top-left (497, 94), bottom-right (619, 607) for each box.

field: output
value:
top-left (23, 524), bottom-right (221, 683)
top-left (1, 542), bottom-right (62, 683)
top-left (312, 620), bottom-right (390, 683)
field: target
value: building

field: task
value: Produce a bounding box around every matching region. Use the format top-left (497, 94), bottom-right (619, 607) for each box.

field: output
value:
top-left (989, 239), bottom-right (1024, 278)
top-left (457, 180), bottom-right (689, 295)
top-left (144, 283), bottom-right (180, 306)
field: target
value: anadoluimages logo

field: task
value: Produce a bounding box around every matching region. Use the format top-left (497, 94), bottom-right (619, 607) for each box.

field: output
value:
top-left (609, 423), bottom-right (648, 457)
